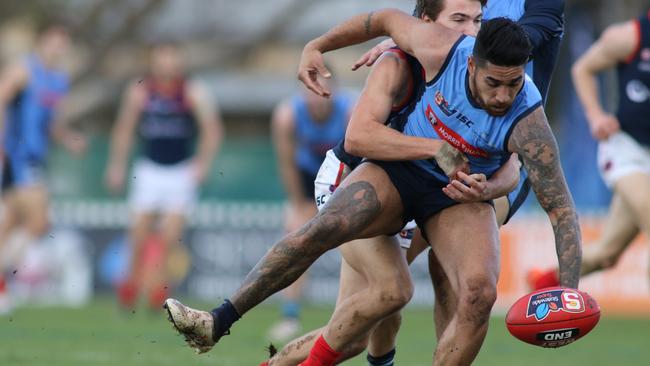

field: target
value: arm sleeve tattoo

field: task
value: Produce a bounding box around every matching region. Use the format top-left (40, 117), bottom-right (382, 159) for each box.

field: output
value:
top-left (508, 107), bottom-right (582, 288)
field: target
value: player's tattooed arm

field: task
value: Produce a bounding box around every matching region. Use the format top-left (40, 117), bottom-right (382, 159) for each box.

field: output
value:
top-left (507, 107), bottom-right (582, 289)
top-left (298, 9), bottom-right (455, 96)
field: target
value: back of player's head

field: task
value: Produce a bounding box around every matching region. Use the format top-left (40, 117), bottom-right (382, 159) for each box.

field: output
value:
top-left (415, 0), bottom-right (487, 20)
top-left (473, 17), bottom-right (531, 67)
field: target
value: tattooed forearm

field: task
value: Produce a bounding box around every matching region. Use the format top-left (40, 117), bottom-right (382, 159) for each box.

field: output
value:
top-left (508, 107), bottom-right (582, 288)
top-left (231, 180), bottom-right (382, 314)
top-left (364, 11), bottom-right (374, 35)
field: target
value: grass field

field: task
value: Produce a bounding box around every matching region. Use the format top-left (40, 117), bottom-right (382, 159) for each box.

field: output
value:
top-left (1, 298), bottom-right (648, 365)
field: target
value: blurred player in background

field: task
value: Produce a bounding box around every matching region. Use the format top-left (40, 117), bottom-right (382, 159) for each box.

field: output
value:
top-left (529, 11), bottom-right (650, 290)
top-left (105, 42), bottom-right (223, 311)
top-left (268, 75), bottom-right (352, 342)
top-left (0, 24), bottom-right (86, 314)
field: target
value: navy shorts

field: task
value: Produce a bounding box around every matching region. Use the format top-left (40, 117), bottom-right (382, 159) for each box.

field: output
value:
top-left (1, 157), bottom-right (46, 194)
top-left (298, 169), bottom-right (317, 200)
top-left (369, 160), bottom-right (461, 229)
top-left (503, 165), bottom-right (530, 225)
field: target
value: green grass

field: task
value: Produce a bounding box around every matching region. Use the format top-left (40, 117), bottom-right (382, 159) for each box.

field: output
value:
top-left (0, 298), bottom-right (648, 365)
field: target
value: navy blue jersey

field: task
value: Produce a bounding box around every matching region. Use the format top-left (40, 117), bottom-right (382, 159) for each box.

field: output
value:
top-left (332, 48), bottom-right (426, 169)
top-left (138, 78), bottom-right (197, 165)
top-left (484, 0), bottom-right (564, 105)
top-left (616, 11), bottom-right (650, 147)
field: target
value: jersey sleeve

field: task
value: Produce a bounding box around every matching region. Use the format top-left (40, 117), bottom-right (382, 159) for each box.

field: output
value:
top-left (519, 0), bottom-right (565, 52)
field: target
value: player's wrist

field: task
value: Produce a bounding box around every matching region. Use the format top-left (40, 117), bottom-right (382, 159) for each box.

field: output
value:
top-left (429, 140), bottom-right (443, 158)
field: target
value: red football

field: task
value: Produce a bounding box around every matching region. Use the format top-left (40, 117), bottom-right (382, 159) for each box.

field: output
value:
top-left (505, 286), bottom-right (600, 348)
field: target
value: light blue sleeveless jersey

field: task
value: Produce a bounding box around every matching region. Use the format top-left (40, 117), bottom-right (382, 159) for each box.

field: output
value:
top-left (402, 36), bottom-right (542, 182)
top-left (4, 55), bottom-right (69, 162)
top-left (292, 93), bottom-right (351, 176)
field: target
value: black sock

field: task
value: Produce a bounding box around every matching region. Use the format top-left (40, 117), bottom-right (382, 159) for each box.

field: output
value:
top-left (367, 348), bottom-right (396, 366)
top-left (209, 299), bottom-right (241, 340)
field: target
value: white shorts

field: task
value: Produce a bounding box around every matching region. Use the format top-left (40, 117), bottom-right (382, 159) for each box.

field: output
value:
top-left (314, 150), bottom-right (417, 249)
top-left (129, 158), bottom-right (197, 216)
top-left (597, 131), bottom-right (650, 187)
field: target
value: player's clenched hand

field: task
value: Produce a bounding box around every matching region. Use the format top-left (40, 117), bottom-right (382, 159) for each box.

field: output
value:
top-left (434, 141), bottom-right (469, 180)
top-left (587, 112), bottom-right (620, 141)
top-left (352, 38), bottom-right (397, 71)
top-left (297, 42), bottom-right (332, 97)
top-left (443, 172), bottom-right (491, 202)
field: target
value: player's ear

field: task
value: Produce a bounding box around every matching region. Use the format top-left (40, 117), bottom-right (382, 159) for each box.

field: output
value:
top-left (468, 56), bottom-right (476, 74)
top-left (421, 14), bottom-right (433, 23)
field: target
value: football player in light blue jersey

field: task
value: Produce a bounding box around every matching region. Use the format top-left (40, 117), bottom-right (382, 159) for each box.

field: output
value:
top-left (0, 25), bottom-right (86, 314)
top-left (290, 13), bottom-right (580, 365)
top-left (163, 11), bottom-right (581, 366)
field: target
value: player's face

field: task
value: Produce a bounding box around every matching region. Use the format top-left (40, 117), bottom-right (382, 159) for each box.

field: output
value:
top-left (151, 46), bottom-right (184, 80)
top-left (468, 57), bottom-right (525, 116)
top-left (39, 29), bottom-right (70, 65)
top-left (433, 0), bottom-right (483, 36)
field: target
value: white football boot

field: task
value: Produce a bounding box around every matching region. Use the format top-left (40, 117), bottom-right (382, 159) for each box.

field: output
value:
top-left (163, 298), bottom-right (215, 354)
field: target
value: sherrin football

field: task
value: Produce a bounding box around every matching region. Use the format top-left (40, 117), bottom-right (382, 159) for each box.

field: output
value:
top-left (505, 286), bottom-right (600, 348)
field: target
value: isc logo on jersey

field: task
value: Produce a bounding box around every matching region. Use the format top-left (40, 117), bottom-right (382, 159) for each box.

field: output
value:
top-left (526, 289), bottom-right (585, 321)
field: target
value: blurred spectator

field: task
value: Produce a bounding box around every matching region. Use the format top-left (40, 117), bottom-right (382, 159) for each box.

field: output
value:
top-left (268, 74), bottom-right (353, 342)
top-left (0, 24), bottom-right (86, 314)
top-left (105, 42), bottom-right (223, 311)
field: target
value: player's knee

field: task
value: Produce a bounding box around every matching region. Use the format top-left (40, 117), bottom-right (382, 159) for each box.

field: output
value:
top-left (374, 279), bottom-right (413, 313)
top-left (459, 277), bottom-right (497, 326)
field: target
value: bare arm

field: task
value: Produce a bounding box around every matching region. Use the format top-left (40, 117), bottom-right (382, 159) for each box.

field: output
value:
top-left (345, 52), bottom-right (440, 161)
top-left (0, 63), bottom-right (29, 152)
top-left (299, 8), bottom-right (458, 96)
top-left (571, 21), bottom-right (636, 140)
top-left (508, 107), bottom-right (581, 288)
top-left (105, 81), bottom-right (145, 193)
top-left (345, 52), bottom-right (468, 178)
top-left (186, 81), bottom-right (223, 184)
top-left (271, 100), bottom-right (306, 205)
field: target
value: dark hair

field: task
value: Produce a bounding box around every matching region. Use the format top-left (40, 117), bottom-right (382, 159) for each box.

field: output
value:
top-left (414, 0), bottom-right (487, 20)
top-left (473, 17), bottom-right (531, 67)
